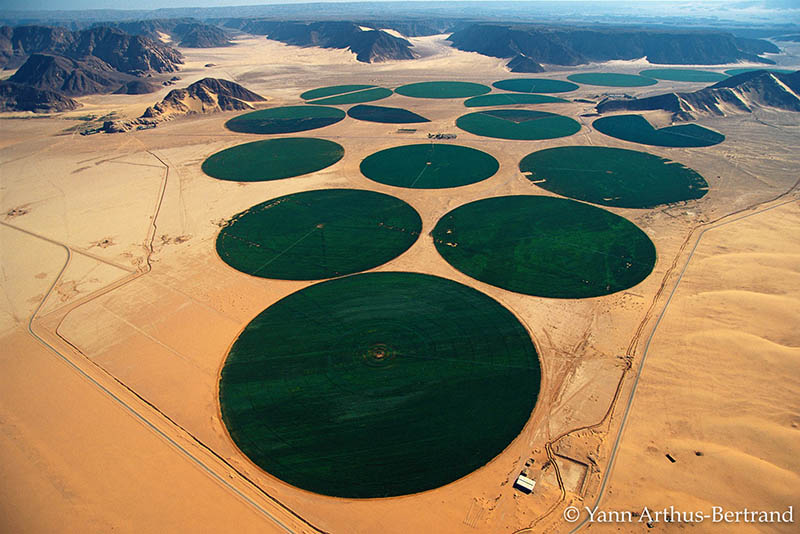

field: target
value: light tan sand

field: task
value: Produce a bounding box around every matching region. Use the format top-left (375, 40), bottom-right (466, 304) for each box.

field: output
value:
top-left (1, 35), bottom-right (798, 533)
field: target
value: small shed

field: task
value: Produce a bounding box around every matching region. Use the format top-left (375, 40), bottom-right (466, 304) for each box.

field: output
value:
top-left (514, 473), bottom-right (536, 494)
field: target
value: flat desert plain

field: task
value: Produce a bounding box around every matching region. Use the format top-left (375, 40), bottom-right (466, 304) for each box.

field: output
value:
top-left (1, 35), bottom-right (798, 533)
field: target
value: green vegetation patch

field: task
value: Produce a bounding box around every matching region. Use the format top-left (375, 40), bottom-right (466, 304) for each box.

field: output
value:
top-left (216, 189), bottom-right (421, 280)
top-left (219, 271), bottom-right (540, 498)
top-left (567, 73), bottom-right (658, 87)
top-left (456, 109), bottom-right (580, 140)
top-left (348, 104), bottom-right (430, 123)
top-left (519, 146), bottom-right (708, 208)
top-left (724, 68), bottom-right (794, 76)
top-left (225, 105), bottom-right (345, 134)
top-left (394, 81), bottom-right (491, 99)
top-left (308, 87), bottom-right (393, 105)
top-left (492, 78), bottom-right (579, 93)
top-left (432, 196), bottom-right (656, 298)
top-left (360, 143), bottom-right (498, 189)
top-left (639, 69), bottom-right (728, 83)
top-left (202, 138), bottom-right (344, 182)
top-left (464, 93), bottom-right (569, 107)
top-left (593, 115), bottom-right (724, 148)
top-left (300, 84), bottom-right (377, 100)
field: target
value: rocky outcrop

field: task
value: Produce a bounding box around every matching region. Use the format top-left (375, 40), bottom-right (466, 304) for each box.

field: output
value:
top-left (141, 77), bottom-right (265, 120)
top-left (9, 53), bottom-right (130, 96)
top-left (506, 54), bottom-right (544, 73)
top-left (0, 81), bottom-right (80, 112)
top-left (596, 70), bottom-right (800, 120)
top-left (447, 24), bottom-right (779, 67)
top-left (114, 79), bottom-right (160, 94)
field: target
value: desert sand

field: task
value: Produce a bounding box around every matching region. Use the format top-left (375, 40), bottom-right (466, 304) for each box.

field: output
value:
top-left (1, 34), bottom-right (798, 533)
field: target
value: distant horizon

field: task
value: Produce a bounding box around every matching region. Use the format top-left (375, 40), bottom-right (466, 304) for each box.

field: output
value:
top-left (0, 0), bottom-right (778, 14)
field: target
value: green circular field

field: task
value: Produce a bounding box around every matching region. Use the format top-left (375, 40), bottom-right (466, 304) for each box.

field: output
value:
top-left (464, 93), bottom-right (569, 107)
top-left (593, 115), bottom-right (725, 148)
top-left (724, 68), bottom-right (794, 76)
top-left (225, 105), bottom-right (345, 134)
top-left (347, 104), bottom-right (430, 123)
top-left (394, 81), bottom-right (491, 99)
top-left (360, 143), bottom-right (499, 189)
top-left (202, 138), bottom-right (344, 182)
top-left (456, 109), bottom-right (580, 140)
top-left (432, 195), bottom-right (656, 298)
top-left (519, 146), bottom-right (708, 208)
top-left (219, 271), bottom-right (540, 498)
top-left (216, 189), bottom-right (421, 280)
top-left (639, 69), bottom-right (728, 83)
top-left (567, 73), bottom-right (658, 87)
top-left (492, 78), bottom-right (579, 93)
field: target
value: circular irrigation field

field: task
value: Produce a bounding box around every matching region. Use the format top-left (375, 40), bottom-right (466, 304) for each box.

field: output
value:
top-left (300, 84), bottom-right (393, 105)
top-left (202, 138), bottom-right (344, 182)
top-left (394, 81), bottom-right (491, 99)
top-left (592, 115), bottom-right (725, 148)
top-left (638, 69), bottom-right (728, 83)
top-left (216, 189), bottom-right (421, 280)
top-left (491, 78), bottom-right (579, 93)
top-left (464, 93), bottom-right (569, 107)
top-left (360, 143), bottom-right (499, 189)
top-left (219, 271), bottom-right (541, 498)
top-left (432, 196), bottom-right (656, 298)
top-left (456, 109), bottom-right (580, 140)
top-left (724, 68), bottom-right (794, 76)
top-left (347, 104), bottom-right (430, 124)
top-left (519, 146), bottom-right (709, 208)
top-left (225, 105), bottom-right (345, 134)
top-left (567, 73), bottom-right (658, 87)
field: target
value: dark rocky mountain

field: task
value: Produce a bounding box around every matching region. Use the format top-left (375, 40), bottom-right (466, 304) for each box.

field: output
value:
top-left (0, 25), bottom-right (183, 73)
top-left (235, 20), bottom-right (415, 62)
top-left (90, 19), bottom-right (231, 48)
top-left (0, 80), bottom-right (80, 112)
top-left (114, 79), bottom-right (160, 94)
top-left (506, 54), bottom-right (544, 73)
top-left (596, 70), bottom-right (800, 120)
top-left (141, 77), bottom-right (265, 120)
top-left (448, 24), bottom-right (780, 67)
top-left (8, 53), bottom-right (135, 96)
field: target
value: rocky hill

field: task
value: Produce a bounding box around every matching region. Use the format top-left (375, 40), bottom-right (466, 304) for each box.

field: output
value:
top-left (0, 25), bottom-right (183, 73)
top-left (447, 24), bottom-right (780, 67)
top-left (0, 80), bottom-right (80, 112)
top-left (141, 77), bottom-right (265, 121)
top-left (236, 20), bottom-right (415, 62)
top-left (596, 70), bottom-right (800, 120)
top-left (506, 54), bottom-right (544, 73)
top-left (8, 53), bottom-right (144, 96)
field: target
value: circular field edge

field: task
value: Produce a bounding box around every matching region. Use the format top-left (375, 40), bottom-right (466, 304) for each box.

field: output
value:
top-left (455, 109), bottom-right (581, 140)
top-left (394, 81), bottom-right (492, 99)
top-left (224, 105), bottom-right (346, 134)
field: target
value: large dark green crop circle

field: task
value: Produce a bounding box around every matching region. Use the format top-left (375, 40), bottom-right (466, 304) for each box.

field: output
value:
top-left (456, 109), bottom-right (580, 140)
top-left (433, 196), bottom-right (656, 298)
top-left (520, 146), bottom-right (709, 208)
top-left (225, 105), bottom-right (345, 134)
top-left (219, 272), bottom-right (541, 498)
top-left (360, 143), bottom-right (499, 189)
top-left (202, 138), bottom-right (344, 182)
top-left (216, 189), bottom-right (421, 280)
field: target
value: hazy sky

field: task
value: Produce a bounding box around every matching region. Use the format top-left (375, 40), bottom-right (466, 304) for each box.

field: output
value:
top-left (3, 0), bottom-right (677, 12)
